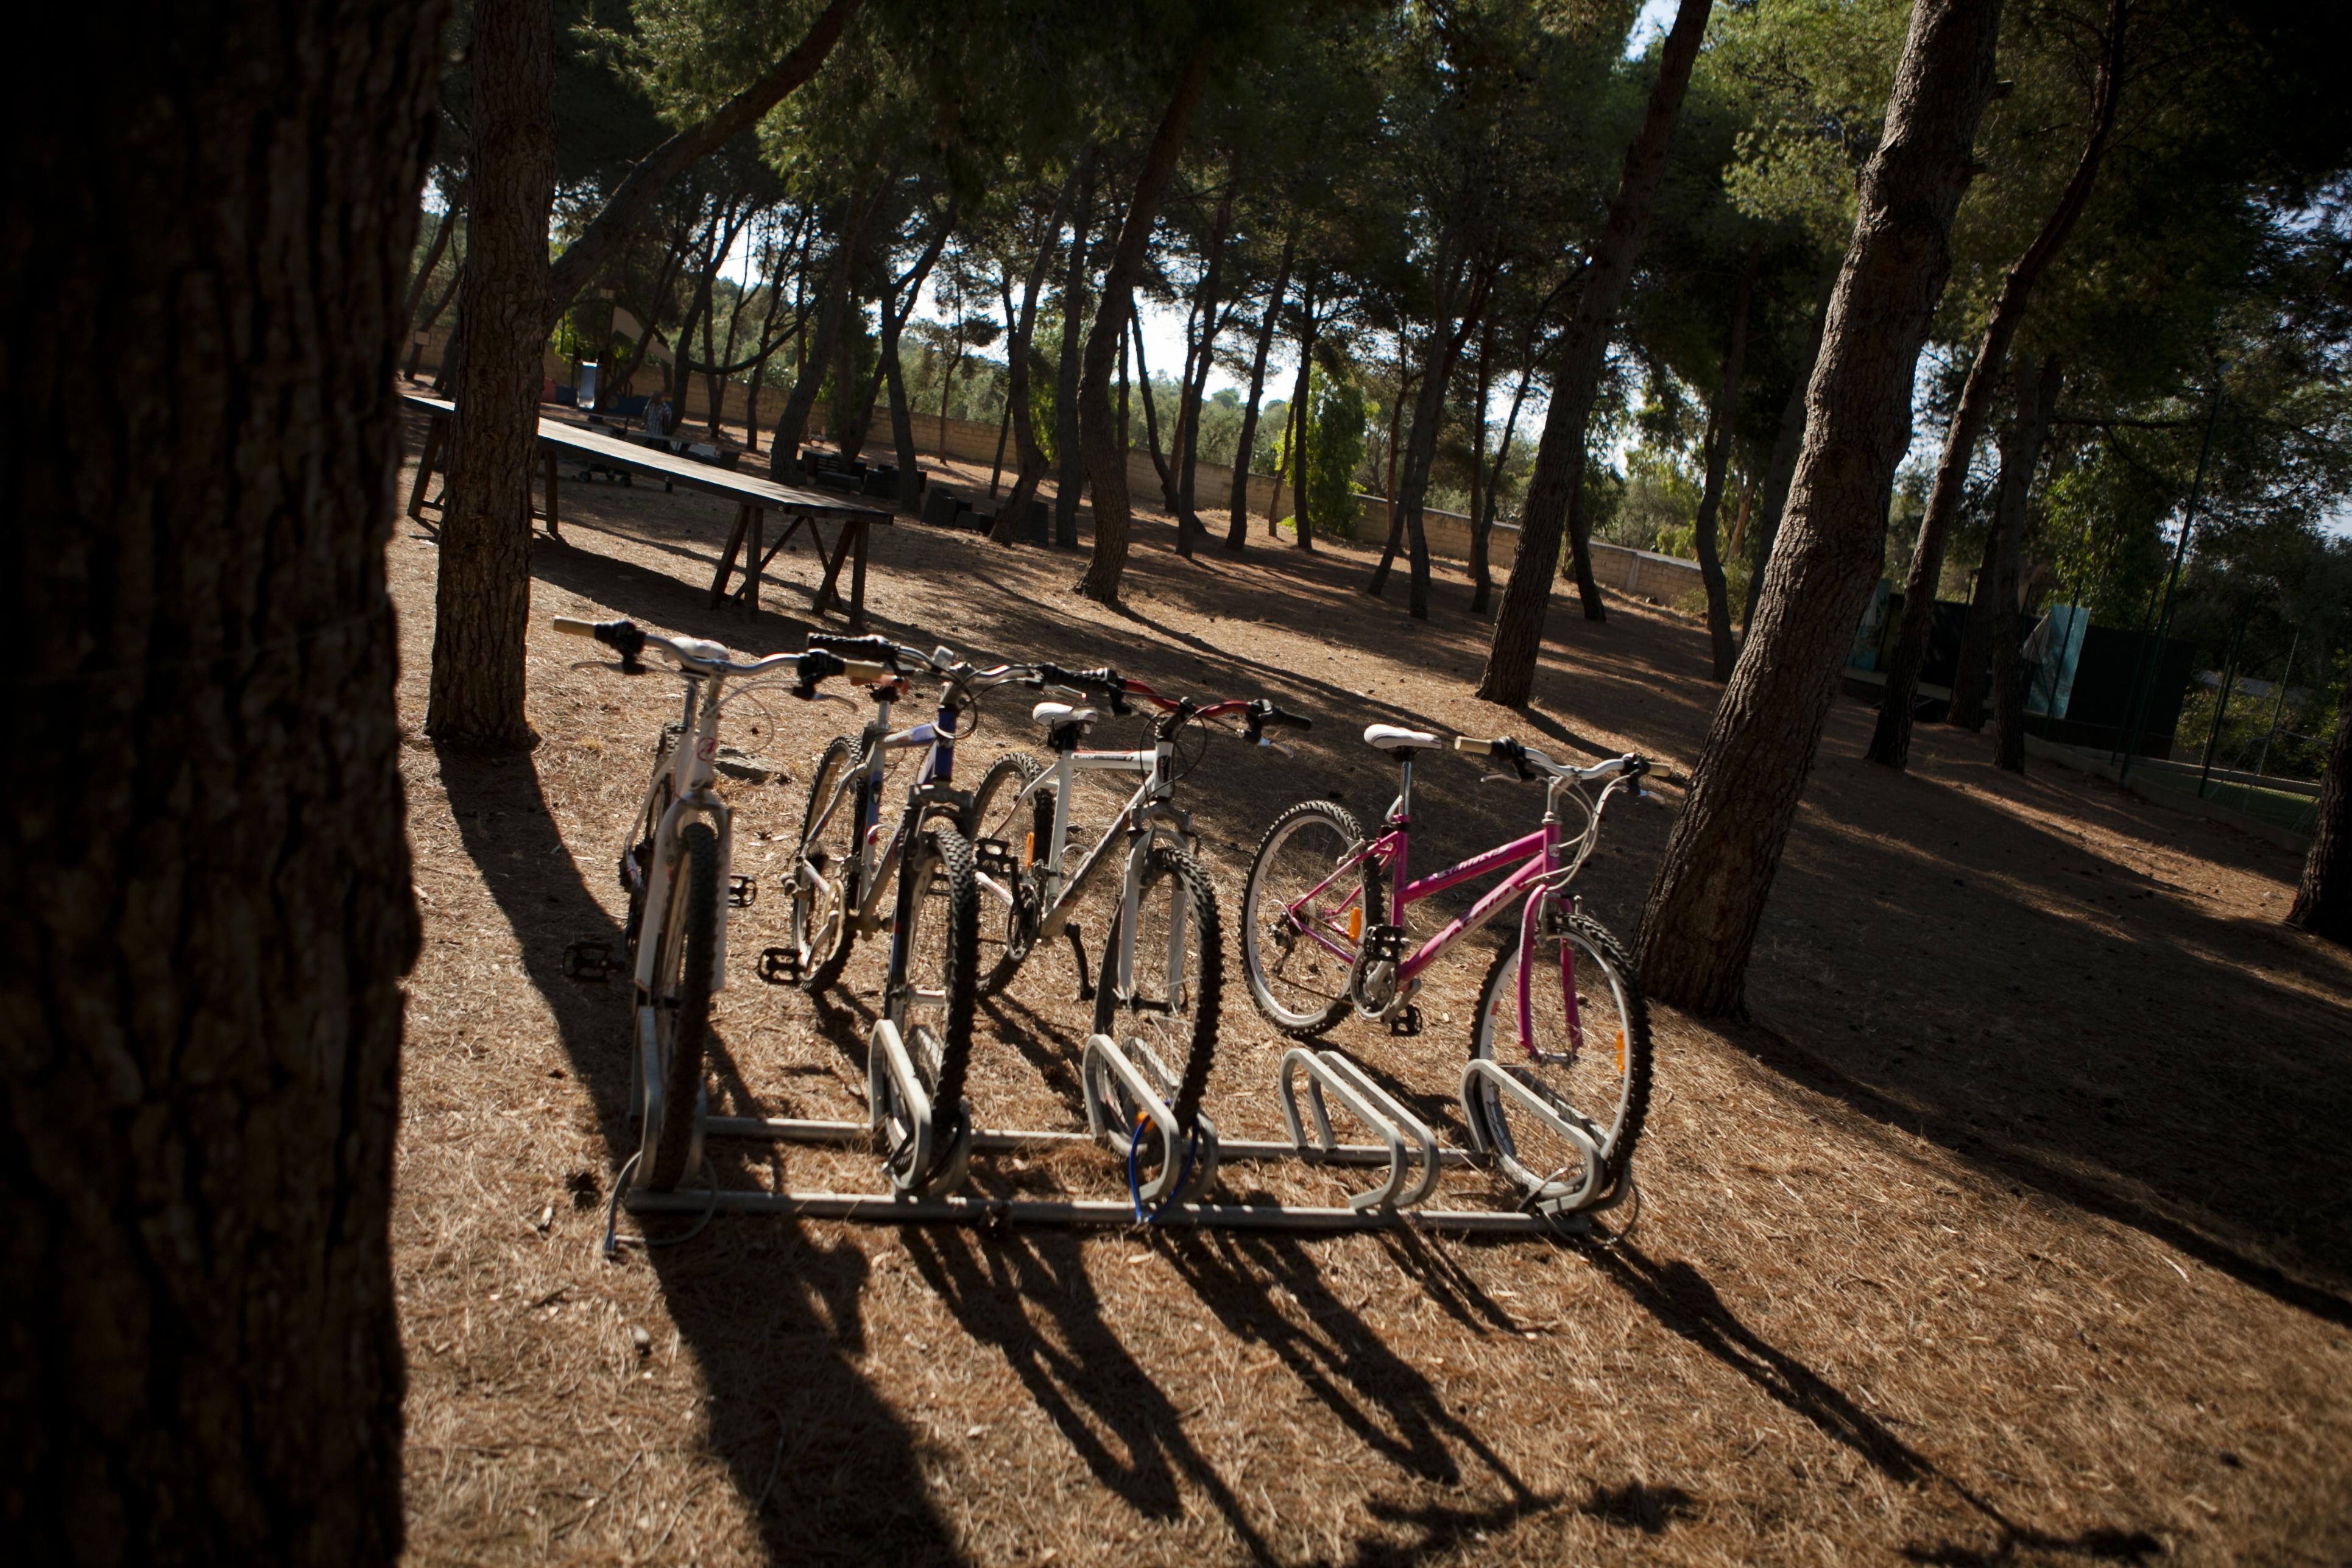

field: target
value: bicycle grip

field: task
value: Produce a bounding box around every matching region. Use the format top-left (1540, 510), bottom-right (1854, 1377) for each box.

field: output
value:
top-left (843, 660), bottom-right (892, 684)
top-left (1453, 736), bottom-right (1497, 755)
top-left (552, 616), bottom-right (598, 638)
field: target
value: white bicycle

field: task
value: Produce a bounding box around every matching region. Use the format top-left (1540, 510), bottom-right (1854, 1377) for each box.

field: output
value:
top-left (551, 616), bottom-right (881, 1192)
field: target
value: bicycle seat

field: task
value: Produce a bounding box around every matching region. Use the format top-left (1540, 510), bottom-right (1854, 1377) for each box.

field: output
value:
top-left (1032, 701), bottom-right (1098, 728)
top-left (1363, 724), bottom-right (1441, 752)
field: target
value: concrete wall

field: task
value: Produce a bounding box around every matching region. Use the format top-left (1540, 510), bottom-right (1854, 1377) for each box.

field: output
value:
top-left (1340, 495), bottom-right (1706, 602)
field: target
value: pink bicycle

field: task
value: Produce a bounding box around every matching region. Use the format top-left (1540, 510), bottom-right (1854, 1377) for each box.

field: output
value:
top-left (1239, 724), bottom-right (1655, 1206)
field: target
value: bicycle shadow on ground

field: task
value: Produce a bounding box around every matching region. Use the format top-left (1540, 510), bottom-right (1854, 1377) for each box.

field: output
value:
top-left (434, 746), bottom-right (965, 1566)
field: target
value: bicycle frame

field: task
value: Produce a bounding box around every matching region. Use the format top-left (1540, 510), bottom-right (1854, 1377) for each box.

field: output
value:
top-left (999, 732), bottom-right (1194, 1000)
top-left (1280, 761), bottom-right (1616, 1059)
top-left (802, 674), bottom-right (968, 960)
top-left (626, 670), bottom-right (735, 997)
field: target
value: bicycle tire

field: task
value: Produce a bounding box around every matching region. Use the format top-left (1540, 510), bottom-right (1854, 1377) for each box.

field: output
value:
top-left (1466, 910), bottom-right (1652, 1206)
top-left (1240, 799), bottom-right (1382, 1039)
top-left (967, 750), bottom-right (1053, 997)
top-left (788, 735), bottom-right (864, 994)
top-left (888, 824), bottom-right (980, 1137)
top-left (643, 821), bottom-right (719, 1192)
top-left (1093, 844), bottom-right (1223, 1133)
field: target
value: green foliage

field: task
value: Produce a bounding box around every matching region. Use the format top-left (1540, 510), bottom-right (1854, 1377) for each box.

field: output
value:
top-left (1603, 446), bottom-right (1701, 556)
top-left (1305, 373), bottom-right (1368, 540)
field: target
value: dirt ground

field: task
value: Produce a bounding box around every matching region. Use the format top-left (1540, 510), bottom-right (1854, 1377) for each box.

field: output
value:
top-left (390, 408), bottom-right (2352, 1566)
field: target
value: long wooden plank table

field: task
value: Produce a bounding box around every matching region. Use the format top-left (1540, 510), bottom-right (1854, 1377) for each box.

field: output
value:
top-left (400, 391), bottom-right (893, 627)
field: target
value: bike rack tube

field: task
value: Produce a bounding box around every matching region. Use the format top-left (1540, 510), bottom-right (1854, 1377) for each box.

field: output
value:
top-left (1081, 1034), bottom-right (1220, 1204)
top-left (1459, 1058), bottom-right (1605, 1215)
top-left (867, 1019), bottom-right (969, 1198)
top-left (1278, 1049), bottom-right (1441, 1211)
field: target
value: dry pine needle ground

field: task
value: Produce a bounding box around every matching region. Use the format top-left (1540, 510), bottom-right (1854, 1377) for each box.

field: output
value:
top-left (391, 410), bottom-right (2352, 1566)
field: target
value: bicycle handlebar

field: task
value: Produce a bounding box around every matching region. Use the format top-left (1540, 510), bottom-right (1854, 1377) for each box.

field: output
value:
top-left (553, 616), bottom-right (872, 696)
top-left (1453, 734), bottom-right (1647, 786)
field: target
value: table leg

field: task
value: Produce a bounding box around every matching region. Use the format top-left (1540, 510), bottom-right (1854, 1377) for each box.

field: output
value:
top-left (708, 503), bottom-right (752, 606)
top-left (849, 520), bottom-right (872, 630)
top-left (740, 509), bottom-right (765, 615)
top-left (812, 517), bottom-right (855, 618)
top-left (542, 447), bottom-right (560, 536)
top-left (408, 414), bottom-right (445, 518)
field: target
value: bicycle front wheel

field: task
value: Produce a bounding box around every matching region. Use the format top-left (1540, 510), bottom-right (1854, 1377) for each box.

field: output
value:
top-left (788, 735), bottom-right (864, 994)
top-left (1467, 911), bottom-right (1652, 1207)
top-left (887, 824), bottom-right (980, 1130)
top-left (1095, 844), bottom-right (1222, 1134)
top-left (1241, 800), bottom-right (1380, 1038)
top-left (638, 821), bottom-right (719, 1192)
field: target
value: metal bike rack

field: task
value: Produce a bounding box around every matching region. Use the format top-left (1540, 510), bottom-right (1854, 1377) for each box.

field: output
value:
top-left (1081, 1034), bottom-right (1221, 1205)
top-left (1460, 1058), bottom-right (1611, 1217)
top-left (614, 1034), bottom-right (1624, 1243)
top-left (1276, 1049), bottom-right (1441, 1212)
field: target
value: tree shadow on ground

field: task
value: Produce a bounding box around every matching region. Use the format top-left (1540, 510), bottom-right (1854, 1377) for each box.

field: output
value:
top-left (1594, 1242), bottom-right (2164, 1564)
top-left (436, 747), bottom-right (965, 1566)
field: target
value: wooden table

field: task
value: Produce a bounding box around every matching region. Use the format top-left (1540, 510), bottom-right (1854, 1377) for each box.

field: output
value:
top-left (400, 392), bottom-right (893, 626)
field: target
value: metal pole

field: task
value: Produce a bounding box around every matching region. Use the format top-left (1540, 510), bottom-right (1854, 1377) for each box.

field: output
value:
top-left (2250, 627), bottom-right (2300, 793)
top-left (2117, 378), bottom-right (2225, 781)
top-left (2197, 617), bottom-right (2244, 799)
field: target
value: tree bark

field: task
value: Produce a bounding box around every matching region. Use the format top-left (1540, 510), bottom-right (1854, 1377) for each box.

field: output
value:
top-left (1474, 0), bottom-right (1711, 704)
top-left (2, 1), bottom-right (440, 1556)
top-left (1226, 222), bottom-right (1297, 549)
top-left (426, 0), bottom-right (557, 750)
top-left (879, 203), bottom-right (953, 508)
top-left (1177, 183), bottom-right (1234, 546)
top-left (1077, 44), bottom-right (1215, 604)
top-left (2287, 659), bottom-right (2352, 945)
top-left (1993, 357), bottom-right (2061, 770)
top-left (990, 172), bottom-right (1078, 544)
top-left (1130, 311), bottom-right (1176, 520)
top-left (1374, 255), bottom-right (1489, 618)
top-left (1634, 0), bottom-right (2005, 1018)
top-left (1053, 146), bottom-right (1100, 547)
top-left (1280, 315), bottom-right (1319, 548)
top-left (1692, 268), bottom-right (1754, 683)
top-left (1866, 0), bottom-right (2127, 768)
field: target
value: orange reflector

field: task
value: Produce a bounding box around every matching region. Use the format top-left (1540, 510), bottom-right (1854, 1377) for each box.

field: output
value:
top-left (1023, 831), bottom-right (1035, 867)
top-left (1347, 907), bottom-right (1363, 942)
top-left (1616, 1029), bottom-right (1625, 1074)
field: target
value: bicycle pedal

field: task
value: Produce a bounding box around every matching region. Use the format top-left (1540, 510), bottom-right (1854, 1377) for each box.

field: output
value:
top-left (1387, 1003), bottom-right (1423, 1038)
top-left (729, 874), bottom-right (757, 908)
top-left (757, 947), bottom-right (808, 985)
top-left (562, 940), bottom-right (615, 984)
top-left (1363, 924), bottom-right (1408, 964)
top-left (972, 836), bottom-right (1015, 878)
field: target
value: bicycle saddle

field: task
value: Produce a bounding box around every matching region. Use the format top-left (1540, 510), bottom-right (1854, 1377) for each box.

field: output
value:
top-left (1363, 723), bottom-right (1441, 752)
top-left (1032, 701), bottom-right (1099, 727)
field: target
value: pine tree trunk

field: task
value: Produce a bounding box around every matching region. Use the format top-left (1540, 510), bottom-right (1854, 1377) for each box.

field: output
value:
top-left (2, 1), bottom-right (442, 1556)
top-left (1692, 270), bottom-right (1753, 683)
top-left (1945, 521), bottom-right (2004, 729)
top-left (1635, 0), bottom-right (2005, 1017)
top-left (1993, 358), bottom-right (2061, 770)
top-left (427, 0), bottom-right (556, 750)
top-left (1078, 46), bottom-right (1215, 605)
top-left (1475, 0), bottom-right (1711, 705)
top-left (1226, 225), bottom-right (1296, 549)
top-left (2288, 659), bottom-right (2352, 945)
top-left (1178, 184), bottom-right (1234, 542)
top-left (1053, 146), bottom-right (1100, 547)
top-left (1741, 270), bottom-right (1832, 634)
top-left (1282, 325), bottom-right (1318, 548)
top-left (408, 255), bottom-right (465, 382)
top-left (990, 172), bottom-right (1078, 544)
top-left (768, 193), bottom-right (868, 477)
top-left (1866, 0), bottom-right (2127, 769)
top-left (1471, 361), bottom-right (1533, 616)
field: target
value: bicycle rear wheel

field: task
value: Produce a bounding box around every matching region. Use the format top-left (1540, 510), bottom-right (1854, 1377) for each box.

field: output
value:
top-left (886, 824), bottom-right (980, 1159)
top-left (787, 736), bottom-right (863, 993)
top-left (1240, 800), bottom-right (1380, 1038)
top-left (638, 821), bottom-right (719, 1192)
top-left (1094, 844), bottom-right (1222, 1135)
top-left (1466, 910), bottom-right (1651, 1208)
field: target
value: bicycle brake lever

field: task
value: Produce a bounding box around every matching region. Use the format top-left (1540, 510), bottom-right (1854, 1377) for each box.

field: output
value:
top-left (1481, 771), bottom-right (1518, 785)
top-left (1256, 738), bottom-right (1297, 758)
